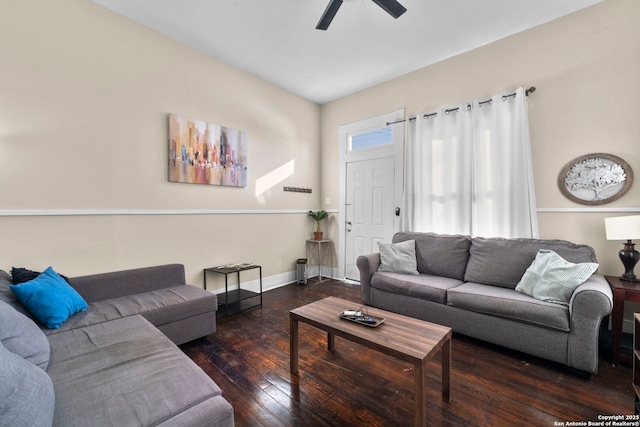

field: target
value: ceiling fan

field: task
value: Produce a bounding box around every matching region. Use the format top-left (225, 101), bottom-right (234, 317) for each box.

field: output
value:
top-left (316, 0), bottom-right (407, 30)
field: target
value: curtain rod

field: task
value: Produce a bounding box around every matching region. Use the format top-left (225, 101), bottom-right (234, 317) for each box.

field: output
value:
top-left (386, 86), bottom-right (536, 126)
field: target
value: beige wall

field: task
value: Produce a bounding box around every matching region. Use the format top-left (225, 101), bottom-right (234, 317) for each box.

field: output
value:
top-left (321, 0), bottom-right (640, 278)
top-left (0, 0), bottom-right (321, 290)
top-left (2, 0), bottom-right (639, 298)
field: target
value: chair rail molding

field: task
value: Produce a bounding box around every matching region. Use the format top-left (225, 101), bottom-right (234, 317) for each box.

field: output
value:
top-left (0, 209), bottom-right (318, 216)
top-left (537, 207), bottom-right (640, 213)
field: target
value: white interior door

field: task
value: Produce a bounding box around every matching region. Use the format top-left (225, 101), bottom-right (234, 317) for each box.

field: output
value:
top-left (345, 157), bottom-right (395, 280)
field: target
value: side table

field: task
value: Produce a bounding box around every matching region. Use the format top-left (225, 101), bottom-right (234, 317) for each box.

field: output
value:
top-left (606, 275), bottom-right (640, 366)
top-left (306, 239), bottom-right (333, 281)
top-left (204, 264), bottom-right (262, 317)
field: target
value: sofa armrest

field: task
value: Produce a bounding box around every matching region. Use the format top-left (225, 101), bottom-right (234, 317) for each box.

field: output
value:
top-left (357, 253), bottom-right (381, 305)
top-left (68, 264), bottom-right (187, 303)
top-left (569, 274), bottom-right (613, 318)
top-left (567, 274), bottom-right (613, 373)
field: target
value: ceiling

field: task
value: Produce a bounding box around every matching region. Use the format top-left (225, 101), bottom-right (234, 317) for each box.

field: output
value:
top-left (90, 0), bottom-right (603, 105)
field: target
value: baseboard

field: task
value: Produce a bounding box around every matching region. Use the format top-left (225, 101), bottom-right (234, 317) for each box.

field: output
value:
top-left (205, 268), bottom-right (346, 295)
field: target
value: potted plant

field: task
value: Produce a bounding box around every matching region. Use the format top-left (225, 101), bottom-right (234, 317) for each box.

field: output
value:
top-left (308, 210), bottom-right (330, 240)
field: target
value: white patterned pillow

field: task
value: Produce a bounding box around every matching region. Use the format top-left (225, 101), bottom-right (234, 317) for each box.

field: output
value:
top-left (515, 249), bottom-right (598, 306)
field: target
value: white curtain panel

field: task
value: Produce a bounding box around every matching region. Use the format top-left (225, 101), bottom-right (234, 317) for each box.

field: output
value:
top-left (401, 87), bottom-right (538, 238)
top-left (402, 104), bottom-right (473, 235)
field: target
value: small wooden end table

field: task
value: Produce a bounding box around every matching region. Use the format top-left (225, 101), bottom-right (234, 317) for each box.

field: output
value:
top-left (289, 296), bottom-right (452, 427)
top-left (606, 275), bottom-right (640, 366)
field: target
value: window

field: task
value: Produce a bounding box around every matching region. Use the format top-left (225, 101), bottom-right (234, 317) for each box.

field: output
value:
top-left (349, 127), bottom-right (393, 152)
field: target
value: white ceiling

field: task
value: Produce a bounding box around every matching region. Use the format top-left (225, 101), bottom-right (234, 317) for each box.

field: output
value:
top-left (90, 0), bottom-right (603, 104)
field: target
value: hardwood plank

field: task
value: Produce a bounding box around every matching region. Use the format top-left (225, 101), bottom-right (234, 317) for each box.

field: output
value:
top-left (181, 279), bottom-right (634, 426)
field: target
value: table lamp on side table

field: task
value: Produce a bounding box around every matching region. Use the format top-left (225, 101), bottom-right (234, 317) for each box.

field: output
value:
top-left (605, 215), bottom-right (640, 282)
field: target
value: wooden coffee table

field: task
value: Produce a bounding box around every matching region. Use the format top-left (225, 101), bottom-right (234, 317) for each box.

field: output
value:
top-left (289, 296), bottom-right (452, 427)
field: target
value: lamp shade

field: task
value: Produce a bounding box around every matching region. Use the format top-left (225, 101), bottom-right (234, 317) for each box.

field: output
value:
top-left (605, 215), bottom-right (640, 240)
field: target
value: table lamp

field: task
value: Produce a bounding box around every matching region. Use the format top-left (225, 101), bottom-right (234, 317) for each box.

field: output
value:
top-left (605, 215), bottom-right (640, 282)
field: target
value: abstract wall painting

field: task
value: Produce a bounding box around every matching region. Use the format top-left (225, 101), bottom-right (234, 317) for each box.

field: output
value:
top-left (168, 113), bottom-right (247, 187)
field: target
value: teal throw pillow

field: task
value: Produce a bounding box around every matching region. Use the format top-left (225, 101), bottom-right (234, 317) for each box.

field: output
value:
top-left (378, 240), bottom-right (419, 275)
top-left (10, 266), bottom-right (88, 329)
top-left (515, 249), bottom-right (598, 306)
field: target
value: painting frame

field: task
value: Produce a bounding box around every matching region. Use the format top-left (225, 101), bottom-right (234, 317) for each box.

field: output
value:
top-left (558, 153), bottom-right (633, 205)
top-left (168, 113), bottom-right (247, 187)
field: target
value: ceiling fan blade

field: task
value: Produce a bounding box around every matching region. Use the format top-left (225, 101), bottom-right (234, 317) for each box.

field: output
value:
top-left (316, 0), bottom-right (343, 30)
top-left (371, 0), bottom-right (407, 19)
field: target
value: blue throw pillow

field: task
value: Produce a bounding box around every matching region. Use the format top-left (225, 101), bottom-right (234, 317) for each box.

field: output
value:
top-left (10, 266), bottom-right (88, 329)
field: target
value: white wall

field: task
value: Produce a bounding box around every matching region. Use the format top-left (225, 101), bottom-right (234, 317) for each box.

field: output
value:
top-left (0, 0), bottom-right (321, 291)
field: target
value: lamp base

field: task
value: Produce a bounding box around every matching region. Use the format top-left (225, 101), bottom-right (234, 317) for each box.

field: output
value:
top-left (619, 240), bottom-right (640, 282)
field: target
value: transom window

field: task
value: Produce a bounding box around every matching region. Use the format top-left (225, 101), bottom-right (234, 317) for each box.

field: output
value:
top-left (349, 126), bottom-right (393, 152)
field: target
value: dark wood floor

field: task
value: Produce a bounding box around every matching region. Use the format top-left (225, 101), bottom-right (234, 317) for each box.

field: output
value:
top-left (180, 279), bottom-right (634, 427)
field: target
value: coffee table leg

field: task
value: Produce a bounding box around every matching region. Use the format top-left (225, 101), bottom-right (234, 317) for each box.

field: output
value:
top-left (290, 314), bottom-right (299, 373)
top-left (327, 332), bottom-right (335, 352)
top-left (415, 359), bottom-right (427, 427)
top-left (442, 335), bottom-right (451, 402)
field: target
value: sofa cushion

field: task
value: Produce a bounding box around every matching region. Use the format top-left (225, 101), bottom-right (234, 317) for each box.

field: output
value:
top-left (0, 340), bottom-right (55, 427)
top-left (378, 240), bottom-right (419, 275)
top-left (43, 285), bottom-right (217, 335)
top-left (0, 300), bottom-right (50, 370)
top-left (371, 272), bottom-right (463, 304)
top-left (515, 249), bottom-right (599, 306)
top-left (393, 232), bottom-right (471, 280)
top-left (47, 315), bottom-right (227, 427)
top-left (10, 266), bottom-right (89, 329)
top-left (68, 264), bottom-right (187, 303)
top-left (447, 282), bottom-right (570, 331)
top-left (464, 237), bottom-right (598, 289)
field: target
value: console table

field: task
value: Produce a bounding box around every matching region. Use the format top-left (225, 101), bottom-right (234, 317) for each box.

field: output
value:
top-left (306, 239), bottom-right (333, 281)
top-left (204, 264), bottom-right (262, 317)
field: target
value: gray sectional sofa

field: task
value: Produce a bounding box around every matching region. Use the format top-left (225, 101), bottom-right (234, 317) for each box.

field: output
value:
top-left (357, 232), bottom-right (613, 374)
top-left (0, 264), bottom-right (234, 427)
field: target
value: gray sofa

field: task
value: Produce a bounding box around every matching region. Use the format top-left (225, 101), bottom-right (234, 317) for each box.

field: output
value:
top-left (0, 264), bottom-right (234, 427)
top-left (357, 232), bottom-right (613, 374)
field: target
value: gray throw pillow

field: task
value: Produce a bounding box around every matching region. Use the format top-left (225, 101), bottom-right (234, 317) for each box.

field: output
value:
top-left (378, 240), bottom-right (419, 275)
top-left (515, 249), bottom-right (599, 306)
top-left (0, 300), bottom-right (50, 370)
top-left (0, 340), bottom-right (55, 427)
